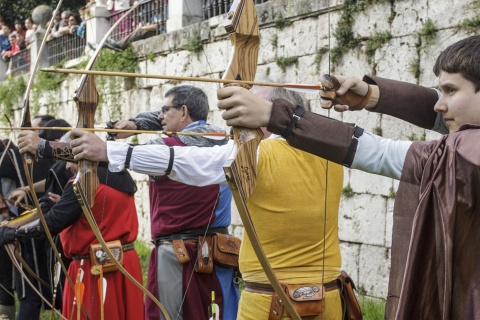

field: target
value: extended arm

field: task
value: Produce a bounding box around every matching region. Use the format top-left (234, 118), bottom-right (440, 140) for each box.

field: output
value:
top-left (363, 75), bottom-right (445, 132)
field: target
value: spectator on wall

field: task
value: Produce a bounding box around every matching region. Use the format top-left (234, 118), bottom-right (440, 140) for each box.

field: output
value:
top-left (0, 16), bottom-right (4, 36)
top-left (24, 17), bottom-right (35, 44)
top-left (0, 25), bottom-right (12, 54)
top-left (50, 10), bottom-right (73, 38)
top-left (12, 19), bottom-right (25, 38)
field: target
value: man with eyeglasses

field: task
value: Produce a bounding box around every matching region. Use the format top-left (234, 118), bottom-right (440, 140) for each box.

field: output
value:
top-left (105, 85), bottom-right (239, 320)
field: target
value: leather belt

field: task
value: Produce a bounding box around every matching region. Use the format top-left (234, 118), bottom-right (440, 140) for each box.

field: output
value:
top-left (152, 227), bottom-right (229, 247)
top-left (72, 242), bottom-right (135, 260)
top-left (244, 279), bottom-right (339, 295)
top-left (154, 239), bottom-right (198, 247)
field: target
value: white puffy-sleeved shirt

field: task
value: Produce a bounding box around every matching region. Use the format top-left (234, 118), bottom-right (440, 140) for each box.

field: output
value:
top-left (107, 132), bottom-right (412, 185)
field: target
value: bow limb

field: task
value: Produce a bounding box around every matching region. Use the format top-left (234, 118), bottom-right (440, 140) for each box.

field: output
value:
top-left (73, 1), bottom-right (147, 208)
top-left (72, 3), bottom-right (170, 318)
top-left (3, 243), bottom-right (67, 320)
top-left (18, 2), bottom-right (89, 315)
top-left (221, 1), bottom-right (301, 319)
top-left (72, 182), bottom-right (171, 320)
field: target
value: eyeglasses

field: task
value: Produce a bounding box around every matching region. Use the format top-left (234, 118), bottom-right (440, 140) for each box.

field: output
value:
top-left (161, 104), bottom-right (184, 113)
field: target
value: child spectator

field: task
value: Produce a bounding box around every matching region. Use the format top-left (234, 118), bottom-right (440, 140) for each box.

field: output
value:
top-left (24, 18), bottom-right (35, 44)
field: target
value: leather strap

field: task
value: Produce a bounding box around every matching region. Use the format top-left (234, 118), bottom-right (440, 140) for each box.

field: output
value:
top-left (165, 146), bottom-right (174, 175)
top-left (125, 145), bottom-right (135, 169)
top-left (281, 105), bottom-right (305, 139)
top-left (342, 126), bottom-right (364, 167)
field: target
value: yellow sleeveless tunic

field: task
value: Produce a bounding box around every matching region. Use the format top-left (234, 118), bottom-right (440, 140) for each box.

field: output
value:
top-left (237, 139), bottom-right (344, 320)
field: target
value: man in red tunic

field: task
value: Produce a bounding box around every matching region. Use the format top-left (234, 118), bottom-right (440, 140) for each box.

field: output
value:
top-left (0, 141), bottom-right (144, 319)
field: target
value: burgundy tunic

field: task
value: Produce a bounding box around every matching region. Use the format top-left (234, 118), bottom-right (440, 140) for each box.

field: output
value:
top-left (146, 137), bottom-right (225, 320)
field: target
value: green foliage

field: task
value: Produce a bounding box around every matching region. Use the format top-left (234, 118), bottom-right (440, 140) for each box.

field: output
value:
top-left (457, 17), bottom-right (480, 33)
top-left (420, 131), bottom-right (426, 141)
top-left (313, 47), bottom-right (329, 72)
top-left (135, 240), bottom-right (152, 284)
top-left (0, 76), bottom-right (26, 123)
top-left (388, 187), bottom-right (396, 199)
top-left (0, 0), bottom-right (79, 26)
top-left (409, 59), bottom-right (421, 83)
top-left (265, 67), bottom-right (270, 76)
top-left (342, 183), bottom-right (354, 198)
top-left (365, 31), bottom-right (392, 57)
top-left (131, 135), bottom-right (139, 145)
top-left (184, 35), bottom-right (203, 53)
top-left (32, 61), bottom-right (67, 110)
top-left (147, 52), bottom-right (156, 62)
top-left (271, 34), bottom-right (278, 48)
top-left (420, 19), bottom-right (437, 44)
top-left (88, 47), bottom-right (139, 121)
top-left (331, 0), bottom-right (361, 64)
top-left (275, 56), bottom-right (299, 73)
top-left (357, 285), bottom-right (367, 295)
top-left (93, 46), bottom-right (138, 73)
top-left (274, 13), bottom-right (292, 29)
top-left (374, 126), bottom-right (383, 136)
top-left (360, 298), bottom-right (386, 319)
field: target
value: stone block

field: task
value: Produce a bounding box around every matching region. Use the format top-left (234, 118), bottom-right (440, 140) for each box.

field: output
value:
top-left (340, 241), bottom-right (361, 282)
top-left (353, 1), bottom-right (392, 38)
top-left (339, 194), bottom-right (387, 246)
top-left (381, 114), bottom-right (426, 141)
top-left (374, 35), bottom-right (419, 83)
top-left (258, 27), bottom-right (278, 65)
top-left (428, 0), bottom-right (480, 28)
top-left (385, 198), bottom-right (394, 248)
top-left (358, 244), bottom-right (390, 298)
top-left (390, 1), bottom-right (427, 36)
top-left (348, 169), bottom-right (396, 198)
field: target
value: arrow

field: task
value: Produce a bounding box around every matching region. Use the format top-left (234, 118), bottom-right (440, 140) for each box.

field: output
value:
top-left (41, 68), bottom-right (325, 93)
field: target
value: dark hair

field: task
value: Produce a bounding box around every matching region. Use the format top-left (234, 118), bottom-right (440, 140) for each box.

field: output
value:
top-left (38, 119), bottom-right (71, 141)
top-left (433, 35), bottom-right (480, 92)
top-left (33, 114), bottom-right (55, 127)
top-left (68, 14), bottom-right (81, 25)
top-left (165, 85), bottom-right (209, 121)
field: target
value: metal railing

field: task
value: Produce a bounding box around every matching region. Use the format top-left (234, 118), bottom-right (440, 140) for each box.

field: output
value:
top-left (203, 0), bottom-right (269, 20)
top-left (108, 0), bottom-right (168, 41)
top-left (9, 49), bottom-right (31, 77)
top-left (46, 34), bottom-right (86, 66)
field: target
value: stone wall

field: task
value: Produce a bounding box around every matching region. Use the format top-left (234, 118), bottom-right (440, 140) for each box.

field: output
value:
top-left (9, 0), bottom-right (480, 300)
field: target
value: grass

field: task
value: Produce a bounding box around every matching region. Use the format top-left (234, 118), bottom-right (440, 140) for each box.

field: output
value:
top-left (360, 298), bottom-right (386, 319)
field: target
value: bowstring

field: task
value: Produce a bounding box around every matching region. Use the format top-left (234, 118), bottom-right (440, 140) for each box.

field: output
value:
top-left (321, 1), bottom-right (331, 316)
top-left (172, 2), bottom-right (224, 319)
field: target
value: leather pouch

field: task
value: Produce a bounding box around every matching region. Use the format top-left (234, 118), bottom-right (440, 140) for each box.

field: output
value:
top-left (89, 240), bottom-right (123, 273)
top-left (194, 236), bottom-right (213, 274)
top-left (211, 233), bottom-right (241, 268)
top-left (338, 271), bottom-right (363, 320)
top-left (172, 239), bottom-right (190, 264)
top-left (270, 283), bottom-right (325, 319)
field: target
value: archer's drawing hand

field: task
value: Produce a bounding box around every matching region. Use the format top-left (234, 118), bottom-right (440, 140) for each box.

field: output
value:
top-left (18, 130), bottom-right (40, 155)
top-left (9, 188), bottom-right (28, 206)
top-left (48, 192), bottom-right (61, 203)
top-left (112, 120), bottom-right (137, 139)
top-left (319, 75), bottom-right (377, 111)
top-left (70, 129), bottom-right (108, 162)
top-left (217, 86), bottom-right (272, 128)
